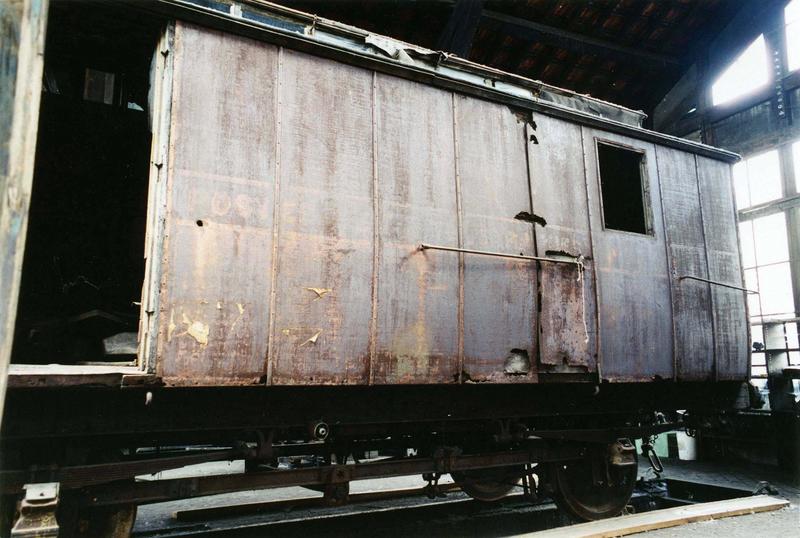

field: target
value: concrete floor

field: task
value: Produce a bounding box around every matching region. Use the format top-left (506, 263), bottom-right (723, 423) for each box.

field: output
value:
top-left (134, 457), bottom-right (799, 536)
top-left (641, 458), bottom-right (799, 537)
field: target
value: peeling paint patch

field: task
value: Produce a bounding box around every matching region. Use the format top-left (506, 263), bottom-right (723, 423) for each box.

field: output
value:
top-left (230, 303), bottom-right (245, 332)
top-left (300, 330), bottom-right (321, 347)
top-left (305, 287), bottom-right (332, 299)
top-left (181, 313), bottom-right (209, 345)
top-left (167, 310), bottom-right (176, 342)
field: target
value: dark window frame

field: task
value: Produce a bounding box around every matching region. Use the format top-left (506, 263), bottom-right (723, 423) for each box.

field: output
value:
top-left (595, 139), bottom-right (654, 237)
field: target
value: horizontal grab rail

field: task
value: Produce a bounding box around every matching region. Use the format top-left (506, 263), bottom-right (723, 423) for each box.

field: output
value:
top-left (677, 274), bottom-right (758, 294)
top-left (418, 244), bottom-right (583, 266)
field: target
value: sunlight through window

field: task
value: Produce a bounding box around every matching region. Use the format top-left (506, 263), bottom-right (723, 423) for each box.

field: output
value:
top-left (711, 35), bottom-right (769, 106)
top-left (787, 0), bottom-right (800, 71)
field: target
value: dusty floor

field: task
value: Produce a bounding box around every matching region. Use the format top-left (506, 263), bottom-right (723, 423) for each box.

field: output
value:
top-left (641, 458), bottom-right (799, 537)
top-left (134, 457), bottom-right (799, 536)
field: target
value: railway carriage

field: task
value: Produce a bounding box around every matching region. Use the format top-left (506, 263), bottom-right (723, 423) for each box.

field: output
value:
top-left (1, 0), bottom-right (751, 534)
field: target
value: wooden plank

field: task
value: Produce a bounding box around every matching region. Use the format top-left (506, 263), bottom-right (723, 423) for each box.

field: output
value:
top-left (269, 49), bottom-right (373, 385)
top-left (157, 23), bottom-right (277, 385)
top-left (696, 155), bottom-right (749, 380)
top-left (582, 128), bottom-right (674, 381)
top-left (7, 364), bottom-right (141, 388)
top-left (0, 0), bottom-right (48, 424)
top-left (656, 146), bottom-right (714, 380)
top-left (372, 74), bottom-right (459, 384)
top-left (529, 115), bottom-right (596, 372)
top-left (530, 495), bottom-right (789, 537)
top-left (455, 96), bottom-right (537, 383)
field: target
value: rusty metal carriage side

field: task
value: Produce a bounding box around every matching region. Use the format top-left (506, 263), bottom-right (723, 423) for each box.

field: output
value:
top-left (581, 128), bottom-right (675, 382)
top-left (454, 96), bottom-right (538, 383)
top-left (268, 49), bottom-right (374, 386)
top-left (371, 73), bottom-right (460, 385)
top-left (696, 155), bottom-right (749, 381)
top-left (156, 22), bottom-right (277, 385)
top-left (655, 146), bottom-right (715, 381)
top-left (527, 114), bottom-right (598, 375)
top-left (149, 16), bottom-right (747, 388)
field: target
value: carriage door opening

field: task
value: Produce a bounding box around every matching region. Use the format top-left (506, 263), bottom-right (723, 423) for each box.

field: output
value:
top-left (10, 3), bottom-right (163, 367)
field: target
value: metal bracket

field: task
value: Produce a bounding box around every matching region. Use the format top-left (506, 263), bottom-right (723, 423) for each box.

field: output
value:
top-left (11, 483), bottom-right (60, 537)
top-left (431, 446), bottom-right (463, 474)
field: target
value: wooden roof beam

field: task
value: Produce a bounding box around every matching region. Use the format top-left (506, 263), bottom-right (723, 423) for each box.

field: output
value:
top-left (481, 9), bottom-right (683, 68)
top-left (436, 0), bottom-right (483, 58)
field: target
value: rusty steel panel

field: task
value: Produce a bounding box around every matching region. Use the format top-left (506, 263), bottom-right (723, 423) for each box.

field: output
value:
top-left (582, 128), bottom-right (674, 382)
top-left (696, 156), bottom-right (749, 380)
top-left (656, 146), bottom-right (714, 380)
top-left (372, 74), bottom-right (460, 384)
top-left (528, 115), bottom-right (597, 372)
top-left (455, 96), bottom-right (537, 383)
top-left (269, 49), bottom-right (373, 385)
top-left (157, 23), bottom-right (277, 385)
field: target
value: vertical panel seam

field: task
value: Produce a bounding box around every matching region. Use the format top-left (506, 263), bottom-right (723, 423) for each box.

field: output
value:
top-left (694, 153), bottom-right (718, 382)
top-left (452, 93), bottom-right (465, 383)
top-left (265, 46), bottom-right (283, 386)
top-left (368, 71), bottom-right (379, 385)
top-left (653, 145), bottom-right (678, 382)
top-left (522, 120), bottom-right (541, 377)
top-left (579, 127), bottom-right (602, 382)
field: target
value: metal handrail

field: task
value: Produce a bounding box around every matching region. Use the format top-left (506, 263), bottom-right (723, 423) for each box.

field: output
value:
top-left (418, 244), bottom-right (582, 266)
top-left (677, 274), bottom-right (758, 294)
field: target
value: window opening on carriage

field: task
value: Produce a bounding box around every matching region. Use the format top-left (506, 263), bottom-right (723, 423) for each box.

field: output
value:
top-left (596, 142), bottom-right (651, 235)
top-left (9, 3), bottom-right (163, 367)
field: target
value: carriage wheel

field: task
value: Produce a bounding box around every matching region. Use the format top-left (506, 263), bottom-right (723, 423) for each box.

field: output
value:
top-left (548, 442), bottom-right (638, 521)
top-left (451, 465), bottom-right (523, 502)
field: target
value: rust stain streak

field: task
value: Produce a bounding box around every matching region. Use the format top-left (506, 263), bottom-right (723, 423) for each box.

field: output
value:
top-left (265, 46), bottom-right (284, 386)
top-left (451, 93), bottom-right (465, 384)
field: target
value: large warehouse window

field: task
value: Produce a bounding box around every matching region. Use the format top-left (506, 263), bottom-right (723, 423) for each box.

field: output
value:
top-left (787, 0), bottom-right (800, 72)
top-left (735, 139), bottom-right (800, 381)
top-left (732, 149), bottom-right (783, 208)
top-left (711, 35), bottom-right (769, 106)
top-left (740, 214), bottom-right (793, 321)
top-left (793, 140), bottom-right (800, 192)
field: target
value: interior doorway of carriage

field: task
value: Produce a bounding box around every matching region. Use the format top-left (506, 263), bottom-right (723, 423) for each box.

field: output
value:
top-left (8, 3), bottom-right (167, 382)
